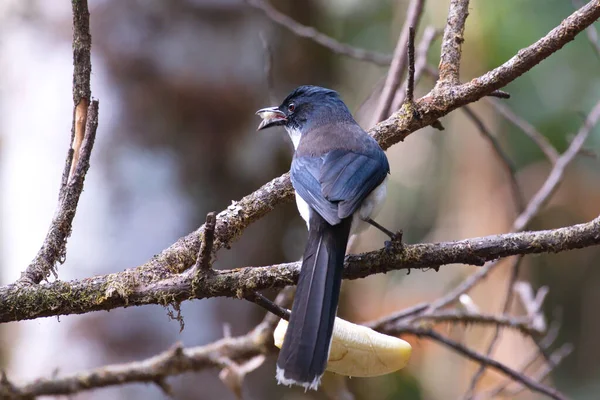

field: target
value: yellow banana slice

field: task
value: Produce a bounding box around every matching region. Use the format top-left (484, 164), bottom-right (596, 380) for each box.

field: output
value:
top-left (273, 316), bottom-right (412, 377)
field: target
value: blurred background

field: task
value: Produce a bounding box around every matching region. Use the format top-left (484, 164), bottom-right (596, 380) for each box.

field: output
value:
top-left (0, 0), bottom-right (599, 399)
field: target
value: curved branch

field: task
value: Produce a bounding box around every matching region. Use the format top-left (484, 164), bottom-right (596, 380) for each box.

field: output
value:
top-left (1, 216), bottom-right (598, 323)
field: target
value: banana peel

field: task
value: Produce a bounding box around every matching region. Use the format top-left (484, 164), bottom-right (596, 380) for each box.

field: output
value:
top-left (273, 316), bottom-right (412, 377)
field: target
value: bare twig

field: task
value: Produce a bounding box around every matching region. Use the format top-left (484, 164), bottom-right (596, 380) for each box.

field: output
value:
top-left (515, 282), bottom-right (549, 333)
top-left (397, 327), bottom-right (568, 400)
top-left (488, 99), bottom-right (559, 164)
top-left (391, 26), bottom-right (440, 111)
top-left (474, 316), bottom-right (563, 400)
top-left (437, 0), bottom-right (470, 85)
top-left (2, 216), bottom-right (599, 323)
top-left (245, 291), bottom-right (291, 321)
top-left (585, 20), bottom-right (600, 57)
top-left (513, 99), bottom-right (600, 231)
top-left (572, 0), bottom-right (600, 58)
top-left (501, 343), bottom-right (574, 398)
top-left (372, 0), bottom-right (426, 124)
top-left (194, 212), bottom-right (217, 272)
top-left (406, 27), bottom-right (417, 103)
top-left (244, 0), bottom-right (392, 66)
top-left (463, 257), bottom-right (525, 399)
top-left (18, 101), bottom-right (99, 286)
top-left (17, 0), bottom-right (95, 285)
top-left (462, 105), bottom-right (526, 212)
top-left (367, 302), bottom-right (430, 329)
top-left (382, 309), bottom-right (543, 337)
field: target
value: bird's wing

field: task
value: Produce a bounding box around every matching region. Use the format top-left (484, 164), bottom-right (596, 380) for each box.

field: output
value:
top-left (320, 149), bottom-right (388, 219)
top-left (291, 149), bottom-right (388, 225)
top-left (291, 156), bottom-right (341, 225)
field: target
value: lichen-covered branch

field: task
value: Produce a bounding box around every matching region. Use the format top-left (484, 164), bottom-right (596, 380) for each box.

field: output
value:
top-left (437, 0), bottom-right (470, 85)
top-left (1, 216), bottom-right (598, 323)
top-left (17, 0), bottom-right (95, 285)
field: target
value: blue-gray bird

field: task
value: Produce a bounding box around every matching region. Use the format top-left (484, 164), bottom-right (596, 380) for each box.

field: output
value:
top-left (256, 85), bottom-right (390, 390)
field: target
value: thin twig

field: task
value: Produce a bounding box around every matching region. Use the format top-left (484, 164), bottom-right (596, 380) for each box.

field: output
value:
top-left (398, 327), bottom-right (568, 400)
top-left (585, 21), bottom-right (600, 58)
top-left (501, 343), bottom-right (574, 398)
top-left (437, 0), bottom-right (470, 85)
top-left (17, 0), bottom-right (94, 285)
top-left (367, 302), bottom-right (430, 330)
top-left (488, 99), bottom-right (559, 164)
top-left (463, 256), bottom-right (525, 399)
top-left (381, 309), bottom-right (543, 336)
top-left (462, 105), bottom-right (526, 212)
top-left (475, 316), bottom-right (563, 399)
top-left (244, 0), bottom-right (392, 66)
top-left (194, 212), bottom-right (217, 272)
top-left (391, 26), bottom-right (440, 111)
top-left (513, 99), bottom-right (600, 231)
top-left (18, 101), bottom-right (99, 285)
top-left (572, 0), bottom-right (600, 58)
top-left (372, 0), bottom-right (426, 124)
top-left (406, 27), bottom-right (417, 103)
top-left (245, 291), bottom-right (291, 321)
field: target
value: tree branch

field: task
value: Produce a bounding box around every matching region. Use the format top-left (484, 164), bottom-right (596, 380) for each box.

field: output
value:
top-left (488, 99), bottom-right (559, 164)
top-left (437, 0), bottom-right (470, 85)
top-left (388, 310), bottom-right (544, 336)
top-left (17, 0), bottom-right (96, 285)
top-left (1, 216), bottom-right (598, 323)
top-left (401, 328), bottom-right (568, 400)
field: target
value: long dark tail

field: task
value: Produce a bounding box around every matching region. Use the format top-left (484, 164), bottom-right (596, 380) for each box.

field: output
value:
top-left (276, 211), bottom-right (352, 390)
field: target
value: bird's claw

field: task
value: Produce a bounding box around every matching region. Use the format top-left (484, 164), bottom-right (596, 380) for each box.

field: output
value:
top-left (384, 230), bottom-right (404, 252)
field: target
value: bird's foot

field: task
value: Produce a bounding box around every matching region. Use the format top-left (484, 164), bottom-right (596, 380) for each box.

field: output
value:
top-left (384, 230), bottom-right (404, 252)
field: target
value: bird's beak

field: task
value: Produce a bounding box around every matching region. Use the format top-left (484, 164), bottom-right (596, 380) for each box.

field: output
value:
top-left (256, 107), bottom-right (287, 131)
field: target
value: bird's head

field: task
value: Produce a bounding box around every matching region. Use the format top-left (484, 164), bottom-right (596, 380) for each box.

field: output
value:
top-left (256, 85), bottom-right (353, 133)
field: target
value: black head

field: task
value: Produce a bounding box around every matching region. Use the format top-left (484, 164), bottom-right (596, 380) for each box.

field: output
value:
top-left (256, 85), bottom-right (353, 132)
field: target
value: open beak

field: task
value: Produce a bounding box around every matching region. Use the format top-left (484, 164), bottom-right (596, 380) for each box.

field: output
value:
top-left (256, 107), bottom-right (287, 131)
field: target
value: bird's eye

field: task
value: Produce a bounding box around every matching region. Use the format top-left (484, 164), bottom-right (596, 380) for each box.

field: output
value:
top-left (288, 103), bottom-right (295, 112)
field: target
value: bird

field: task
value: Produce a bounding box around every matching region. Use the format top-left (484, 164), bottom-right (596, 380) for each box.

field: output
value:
top-left (256, 85), bottom-right (390, 390)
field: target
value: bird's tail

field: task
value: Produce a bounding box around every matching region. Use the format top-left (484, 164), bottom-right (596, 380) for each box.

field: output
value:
top-left (276, 211), bottom-right (352, 390)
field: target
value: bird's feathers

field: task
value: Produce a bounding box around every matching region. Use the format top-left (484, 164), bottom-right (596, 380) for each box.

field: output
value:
top-left (276, 211), bottom-right (352, 389)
